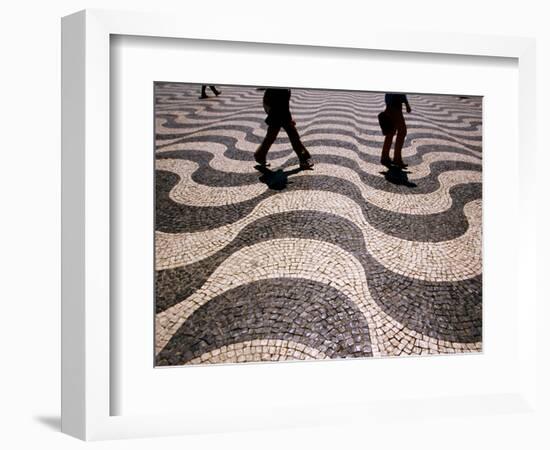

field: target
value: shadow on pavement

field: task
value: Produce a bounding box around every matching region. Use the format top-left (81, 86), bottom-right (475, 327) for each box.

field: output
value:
top-left (380, 166), bottom-right (417, 188)
top-left (255, 165), bottom-right (303, 190)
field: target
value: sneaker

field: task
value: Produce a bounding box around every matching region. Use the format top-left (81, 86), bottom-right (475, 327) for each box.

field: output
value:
top-left (254, 153), bottom-right (269, 167)
top-left (393, 160), bottom-right (408, 169)
top-left (299, 159), bottom-right (314, 170)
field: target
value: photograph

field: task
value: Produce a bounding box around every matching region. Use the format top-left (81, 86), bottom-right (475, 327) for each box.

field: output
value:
top-left (153, 82), bottom-right (483, 367)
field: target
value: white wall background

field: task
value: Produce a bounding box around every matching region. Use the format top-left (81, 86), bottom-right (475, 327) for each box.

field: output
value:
top-left (0, 0), bottom-right (548, 449)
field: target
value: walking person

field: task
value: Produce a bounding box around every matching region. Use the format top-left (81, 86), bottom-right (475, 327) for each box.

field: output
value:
top-left (379, 93), bottom-right (411, 168)
top-left (199, 85), bottom-right (221, 99)
top-left (254, 88), bottom-right (314, 170)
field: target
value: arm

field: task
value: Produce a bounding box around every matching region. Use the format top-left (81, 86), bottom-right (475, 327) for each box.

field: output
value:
top-left (285, 89), bottom-right (295, 126)
top-left (404, 95), bottom-right (411, 113)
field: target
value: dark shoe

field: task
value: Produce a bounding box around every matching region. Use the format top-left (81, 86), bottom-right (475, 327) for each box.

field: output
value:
top-left (393, 160), bottom-right (408, 169)
top-left (213, 89), bottom-right (221, 96)
top-left (299, 158), bottom-right (314, 170)
top-left (199, 94), bottom-right (208, 99)
top-left (254, 153), bottom-right (269, 167)
top-left (381, 157), bottom-right (392, 167)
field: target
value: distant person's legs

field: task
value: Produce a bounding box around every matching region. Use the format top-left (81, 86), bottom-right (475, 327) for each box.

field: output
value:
top-left (254, 125), bottom-right (281, 166)
top-left (209, 85), bottom-right (221, 96)
top-left (200, 85), bottom-right (221, 99)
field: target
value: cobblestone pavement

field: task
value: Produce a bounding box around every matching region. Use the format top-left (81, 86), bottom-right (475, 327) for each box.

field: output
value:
top-left (154, 83), bottom-right (482, 366)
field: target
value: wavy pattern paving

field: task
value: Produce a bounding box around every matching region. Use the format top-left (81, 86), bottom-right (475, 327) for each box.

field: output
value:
top-left (154, 83), bottom-right (483, 366)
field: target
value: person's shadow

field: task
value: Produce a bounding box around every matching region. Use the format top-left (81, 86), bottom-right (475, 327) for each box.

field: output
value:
top-left (380, 165), bottom-right (417, 188)
top-left (255, 165), bottom-right (303, 190)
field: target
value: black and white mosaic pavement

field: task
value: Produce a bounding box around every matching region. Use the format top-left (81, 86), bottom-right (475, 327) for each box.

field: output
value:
top-left (154, 83), bottom-right (482, 366)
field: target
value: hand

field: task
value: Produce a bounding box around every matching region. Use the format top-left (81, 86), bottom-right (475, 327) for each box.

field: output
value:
top-left (290, 120), bottom-right (296, 127)
top-left (406, 105), bottom-right (411, 113)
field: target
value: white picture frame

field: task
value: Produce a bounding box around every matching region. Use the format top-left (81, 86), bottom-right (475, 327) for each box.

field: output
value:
top-left (61, 9), bottom-right (540, 442)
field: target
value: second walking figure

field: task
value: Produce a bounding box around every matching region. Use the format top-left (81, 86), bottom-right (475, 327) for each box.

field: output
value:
top-left (254, 88), bottom-right (314, 170)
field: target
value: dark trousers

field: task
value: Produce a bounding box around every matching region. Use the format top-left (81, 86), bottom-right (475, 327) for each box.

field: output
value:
top-left (255, 121), bottom-right (311, 162)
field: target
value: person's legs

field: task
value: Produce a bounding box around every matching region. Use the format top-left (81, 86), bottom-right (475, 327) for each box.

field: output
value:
top-left (200, 85), bottom-right (208, 98)
top-left (393, 113), bottom-right (407, 166)
top-left (254, 125), bottom-right (280, 165)
top-left (381, 132), bottom-right (394, 166)
top-left (283, 122), bottom-right (311, 162)
top-left (209, 85), bottom-right (221, 96)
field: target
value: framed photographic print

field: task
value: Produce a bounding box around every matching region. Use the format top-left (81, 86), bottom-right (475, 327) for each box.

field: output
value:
top-left (61, 8), bottom-right (540, 442)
